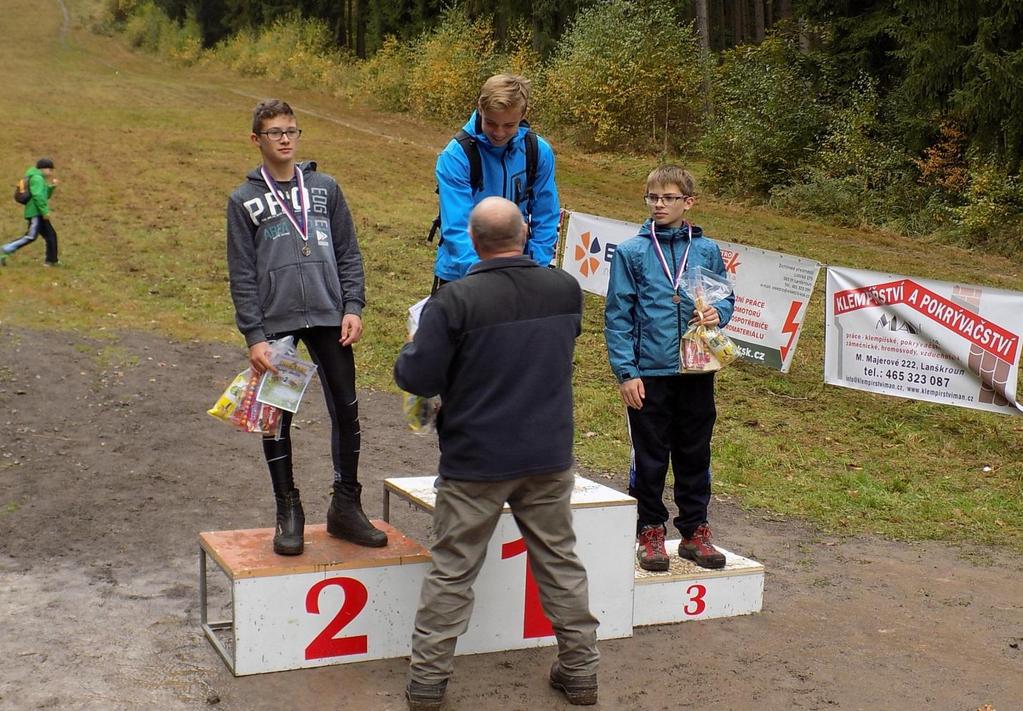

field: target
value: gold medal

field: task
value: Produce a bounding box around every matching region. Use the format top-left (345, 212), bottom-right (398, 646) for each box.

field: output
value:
top-left (302, 243), bottom-right (312, 257)
top-left (672, 294), bottom-right (681, 304)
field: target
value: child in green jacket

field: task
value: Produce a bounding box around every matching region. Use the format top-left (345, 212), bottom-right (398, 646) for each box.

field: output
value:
top-left (3, 158), bottom-right (59, 266)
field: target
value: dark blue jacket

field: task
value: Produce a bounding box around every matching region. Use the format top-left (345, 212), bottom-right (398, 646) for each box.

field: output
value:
top-left (394, 256), bottom-right (582, 481)
top-left (605, 220), bottom-right (734, 382)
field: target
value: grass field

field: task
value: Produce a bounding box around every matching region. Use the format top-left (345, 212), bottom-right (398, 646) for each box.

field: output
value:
top-left (3, 0), bottom-right (1022, 548)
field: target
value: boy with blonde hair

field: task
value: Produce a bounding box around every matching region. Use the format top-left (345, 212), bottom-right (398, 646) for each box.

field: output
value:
top-left (431, 73), bottom-right (560, 290)
top-left (604, 165), bottom-right (734, 571)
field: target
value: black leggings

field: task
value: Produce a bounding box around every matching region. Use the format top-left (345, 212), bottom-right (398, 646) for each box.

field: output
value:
top-left (262, 326), bottom-right (360, 493)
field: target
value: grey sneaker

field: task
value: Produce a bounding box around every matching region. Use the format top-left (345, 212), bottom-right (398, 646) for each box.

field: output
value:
top-left (406, 679), bottom-right (447, 711)
top-left (549, 662), bottom-right (598, 705)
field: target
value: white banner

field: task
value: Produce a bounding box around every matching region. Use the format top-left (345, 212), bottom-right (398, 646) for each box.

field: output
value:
top-left (824, 266), bottom-right (1023, 415)
top-left (560, 211), bottom-right (821, 372)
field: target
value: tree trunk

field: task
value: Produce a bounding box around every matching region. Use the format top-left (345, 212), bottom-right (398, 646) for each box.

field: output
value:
top-left (694, 0), bottom-right (710, 53)
top-left (335, 0), bottom-right (347, 49)
top-left (712, 0), bottom-right (725, 50)
top-left (347, 0), bottom-right (354, 51)
top-left (355, 0), bottom-right (367, 58)
top-left (694, 0), bottom-right (713, 116)
top-left (765, 0), bottom-right (773, 29)
top-left (731, 0), bottom-right (744, 45)
top-left (754, 0), bottom-right (765, 43)
top-left (780, 0), bottom-right (792, 20)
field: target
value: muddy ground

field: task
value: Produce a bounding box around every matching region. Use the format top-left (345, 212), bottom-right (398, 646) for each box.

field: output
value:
top-left (0, 327), bottom-right (1020, 711)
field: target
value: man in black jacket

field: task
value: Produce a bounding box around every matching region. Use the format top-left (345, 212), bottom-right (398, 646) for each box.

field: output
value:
top-left (395, 197), bottom-right (599, 709)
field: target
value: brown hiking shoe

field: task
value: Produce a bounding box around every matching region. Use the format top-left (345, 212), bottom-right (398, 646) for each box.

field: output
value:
top-left (678, 524), bottom-right (727, 569)
top-left (636, 524), bottom-right (670, 571)
top-left (549, 662), bottom-right (597, 705)
top-left (406, 679), bottom-right (447, 711)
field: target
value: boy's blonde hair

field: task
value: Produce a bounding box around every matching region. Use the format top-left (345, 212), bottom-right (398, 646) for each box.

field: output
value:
top-left (478, 74), bottom-right (531, 113)
top-left (645, 165), bottom-right (697, 197)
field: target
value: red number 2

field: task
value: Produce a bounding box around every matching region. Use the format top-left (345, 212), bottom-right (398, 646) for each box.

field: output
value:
top-left (304, 577), bottom-right (369, 660)
top-left (684, 583), bottom-right (707, 616)
top-left (501, 538), bottom-right (555, 638)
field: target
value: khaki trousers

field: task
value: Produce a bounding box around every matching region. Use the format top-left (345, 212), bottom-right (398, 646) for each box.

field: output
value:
top-left (409, 468), bottom-right (600, 684)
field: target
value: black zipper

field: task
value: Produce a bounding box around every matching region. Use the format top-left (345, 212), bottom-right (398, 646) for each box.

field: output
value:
top-left (668, 237), bottom-right (683, 344)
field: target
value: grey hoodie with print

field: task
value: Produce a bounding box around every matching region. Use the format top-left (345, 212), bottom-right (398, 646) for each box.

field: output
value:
top-left (226, 161), bottom-right (365, 347)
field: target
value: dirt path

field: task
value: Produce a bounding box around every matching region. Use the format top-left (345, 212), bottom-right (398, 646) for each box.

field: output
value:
top-left (1, 327), bottom-right (1020, 710)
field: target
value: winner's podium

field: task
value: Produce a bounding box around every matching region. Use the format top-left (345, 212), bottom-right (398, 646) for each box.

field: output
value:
top-left (383, 475), bottom-right (637, 654)
top-left (200, 475), bottom-right (763, 676)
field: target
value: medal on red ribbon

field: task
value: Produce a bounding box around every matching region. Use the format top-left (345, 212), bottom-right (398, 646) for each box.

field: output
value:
top-left (260, 166), bottom-right (310, 256)
top-left (649, 221), bottom-right (692, 305)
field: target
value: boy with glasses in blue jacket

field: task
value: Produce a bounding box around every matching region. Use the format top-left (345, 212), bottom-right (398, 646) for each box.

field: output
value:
top-left (604, 166), bottom-right (734, 572)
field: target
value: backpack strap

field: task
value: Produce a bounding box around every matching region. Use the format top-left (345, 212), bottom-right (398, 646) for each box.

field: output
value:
top-left (429, 123), bottom-right (537, 246)
top-left (453, 129), bottom-right (483, 194)
top-left (523, 129), bottom-right (539, 198)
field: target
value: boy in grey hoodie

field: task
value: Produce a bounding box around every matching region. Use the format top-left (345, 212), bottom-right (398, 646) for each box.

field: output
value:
top-left (226, 98), bottom-right (386, 555)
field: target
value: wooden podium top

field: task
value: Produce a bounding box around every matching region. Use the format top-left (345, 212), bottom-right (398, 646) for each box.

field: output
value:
top-left (199, 521), bottom-right (430, 580)
top-left (633, 544), bottom-right (764, 583)
top-left (385, 474), bottom-right (636, 513)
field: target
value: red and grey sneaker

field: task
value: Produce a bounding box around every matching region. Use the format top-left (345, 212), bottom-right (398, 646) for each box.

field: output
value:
top-left (678, 524), bottom-right (726, 569)
top-left (636, 524), bottom-right (670, 571)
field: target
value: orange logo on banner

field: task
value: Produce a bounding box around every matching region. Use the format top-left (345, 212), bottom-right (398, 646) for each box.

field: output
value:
top-left (574, 231), bottom-right (601, 277)
top-left (720, 249), bottom-right (741, 275)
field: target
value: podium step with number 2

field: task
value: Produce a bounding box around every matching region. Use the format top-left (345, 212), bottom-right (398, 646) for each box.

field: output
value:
top-left (199, 522), bottom-right (430, 676)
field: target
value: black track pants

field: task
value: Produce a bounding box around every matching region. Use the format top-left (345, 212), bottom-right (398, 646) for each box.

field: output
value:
top-left (626, 374), bottom-right (716, 537)
top-left (261, 326), bottom-right (360, 491)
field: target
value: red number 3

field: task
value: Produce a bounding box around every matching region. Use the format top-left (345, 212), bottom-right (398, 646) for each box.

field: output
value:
top-left (684, 583), bottom-right (707, 616)
top-left (304, 577), bottom-right (369, 660)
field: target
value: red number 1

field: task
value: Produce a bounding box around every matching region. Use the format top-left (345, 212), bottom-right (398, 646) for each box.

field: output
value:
top-left (501, 537), bottom-right (554, 638)
top-left (304, 577), bottom-right (369, 660)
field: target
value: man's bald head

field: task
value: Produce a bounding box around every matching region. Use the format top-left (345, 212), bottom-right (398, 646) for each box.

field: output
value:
top-left (469, 197), bottom-right (527, 258)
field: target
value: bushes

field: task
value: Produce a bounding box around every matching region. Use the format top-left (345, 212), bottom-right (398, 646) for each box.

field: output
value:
top-left (209, 16), bottom-right (352, 93)
top-left (771, 76), bottom-right (931, 231)
top-left (700, 36), bottom-right (827, 196)
top-left (123, 1), bottom-right (201, 63)
top-left (406, 10), bottom-right (502, 123)
top-left (355, 37), bottom-right (412, 112)
top-left (542, 0), bottom-right (703, 152)
top-left (953, 167), bottom-right (1023, 255)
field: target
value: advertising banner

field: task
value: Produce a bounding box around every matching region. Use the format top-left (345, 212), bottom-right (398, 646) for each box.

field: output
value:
top-left (560, 211), bottom-right (821, 372)
top-left (824, 266), bottom-right (1023, 415)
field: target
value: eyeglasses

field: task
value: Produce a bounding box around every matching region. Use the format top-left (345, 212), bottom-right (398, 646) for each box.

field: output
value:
top-left (259, 128), bottom-right (302, 141)
top-left (644, 194), bottom-right (690, 206)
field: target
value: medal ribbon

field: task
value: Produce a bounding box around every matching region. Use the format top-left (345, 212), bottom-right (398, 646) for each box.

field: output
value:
top-left (260, 166), bottom-right (308, 245)
top-left (649, 221), bottom-right (692, 299)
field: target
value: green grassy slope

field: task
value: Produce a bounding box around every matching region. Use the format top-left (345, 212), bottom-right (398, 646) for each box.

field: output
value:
top-left (2, 0), bottom-right (1021, 547)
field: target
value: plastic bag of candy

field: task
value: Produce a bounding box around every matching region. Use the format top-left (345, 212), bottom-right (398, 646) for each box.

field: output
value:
top-left (401, 297), bottom-right (441, 435)
top-left (208, 337), bottom-right (297, 436)
top-left (680, 266), bottom-right (738, 373)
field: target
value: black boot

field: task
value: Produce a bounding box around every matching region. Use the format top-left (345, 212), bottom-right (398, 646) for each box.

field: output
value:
top-left (326, 481), bottom-right (387, 548)
top-left (273, 489), bottom-right (305, 556)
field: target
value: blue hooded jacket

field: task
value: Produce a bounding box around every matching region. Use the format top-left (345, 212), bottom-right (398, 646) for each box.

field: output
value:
top-left (604, 220), bottom-right (735, 382)
top-left (434, 111), bottom-right (560, 281)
